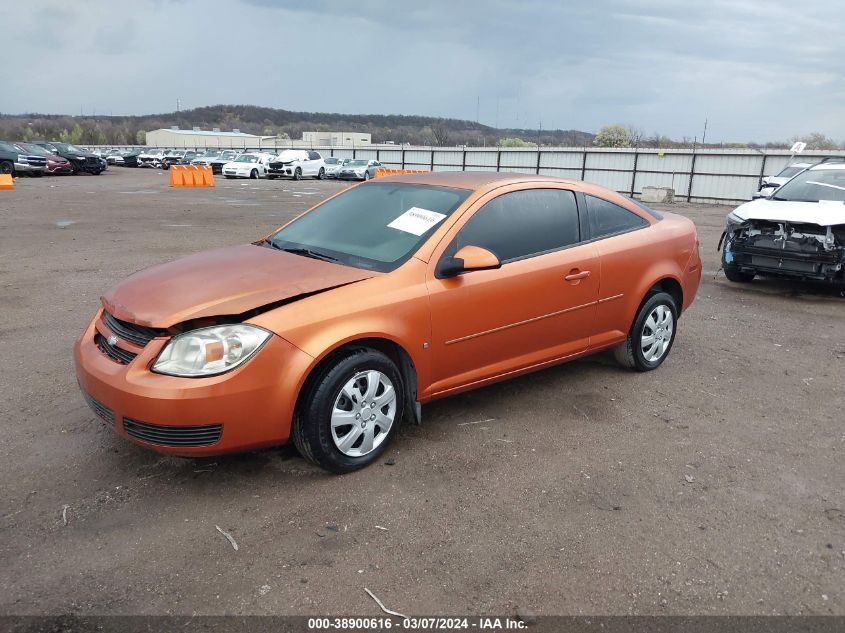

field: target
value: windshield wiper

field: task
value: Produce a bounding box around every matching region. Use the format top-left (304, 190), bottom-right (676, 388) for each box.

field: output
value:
top-left (265, 240), bottom-right (337, 262)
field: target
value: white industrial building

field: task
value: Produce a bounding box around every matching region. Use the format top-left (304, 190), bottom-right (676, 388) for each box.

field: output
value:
top-left (301, 131), bottom-right (371, 146)
top-left (146, 127), bottom-right (372, 149)
top-left (146, 127), bottom-right (277, 149)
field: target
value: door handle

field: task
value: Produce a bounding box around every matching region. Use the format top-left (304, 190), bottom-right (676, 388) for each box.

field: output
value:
top-left (565, 269), bottom-right (591, 282)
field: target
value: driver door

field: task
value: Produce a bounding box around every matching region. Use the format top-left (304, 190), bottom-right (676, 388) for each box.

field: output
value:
top-left (424, 185), bottom-right (599, 397)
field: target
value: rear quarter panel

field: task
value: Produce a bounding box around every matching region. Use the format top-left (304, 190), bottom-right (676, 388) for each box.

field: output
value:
top-left (591, 213), bottom-right (699, 347)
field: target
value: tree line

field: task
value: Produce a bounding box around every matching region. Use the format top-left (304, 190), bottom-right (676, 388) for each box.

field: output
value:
top-left (0, 107), bottom-right (839, 150)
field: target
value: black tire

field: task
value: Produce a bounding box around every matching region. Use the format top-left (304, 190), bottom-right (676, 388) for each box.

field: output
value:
top-left (723, 265), bottom-right (755, 282)
top-left (0, 161), bottom-right (14, 175)
top-left (70, 162), bottom-right (80, 175)
top-left (316, 167), bottom-right (325, 180)
top-left (250, 169), bottom-right (258, 179)
top-left (32, 171), bottom-right (43, 178)
top-left (364, 171), bottom-right (371, 181)
top-left (267, 175), bottom-right (276, 180)
top-left (292, 348), bottom-right (404, 474)
top-left (293, 167), bottom-right (302, 181)
top-left (224, 175), bottom-right (234, 179)
top-left (614, 291), bottom-right (678, 372)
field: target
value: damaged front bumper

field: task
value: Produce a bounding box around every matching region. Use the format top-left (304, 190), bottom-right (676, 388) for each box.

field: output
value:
top-left (720, 214), bottom-right (845, 284)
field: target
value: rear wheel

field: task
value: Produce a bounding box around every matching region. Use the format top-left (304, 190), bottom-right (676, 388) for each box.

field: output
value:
top-left (292, 348), bottom-right (404, 474)
top-left (316, 167), bottom-right (325, 180)
top-left (614, 291), bottom-right (678, 371)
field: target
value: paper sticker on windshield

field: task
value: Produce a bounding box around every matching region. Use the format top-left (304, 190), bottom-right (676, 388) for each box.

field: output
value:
top-left (388, 207), bottom-right (446, 236)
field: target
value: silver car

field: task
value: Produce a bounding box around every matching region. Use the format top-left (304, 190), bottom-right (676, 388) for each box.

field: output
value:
top-left (337, 159), bottom-right (382, 181)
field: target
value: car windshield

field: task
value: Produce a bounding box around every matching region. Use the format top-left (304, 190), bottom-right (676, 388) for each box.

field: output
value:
top-left (20, 143), bottom-right (48, 156)
top-left (348, 160), bottom-right (368, 167)
top-left (324, 158), bottom-right (340, 164)
top-left (235, 155), bottom-right (258, 163)
top-left (774, 168), bottom-right (845, 203)
top-left (268, 182), bottom-right (470, 272)
top-left (776, 165), bottom-right (805, 178)
top-left (53, 143), bottom-right (84, 154)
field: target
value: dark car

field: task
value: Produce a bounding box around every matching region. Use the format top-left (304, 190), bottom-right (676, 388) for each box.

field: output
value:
top-left (35, 142), bottom-right (103, 175)
top-left (162, 150), bottom-right (198, 169)
top-left (16, 142), bottom-right (73, 175)
top-left (0, 141), bottom-right (47, 176)
top-left (120, 149), bottom-right (143, 168)
top-left (205, 150), bottom-right (241, 174)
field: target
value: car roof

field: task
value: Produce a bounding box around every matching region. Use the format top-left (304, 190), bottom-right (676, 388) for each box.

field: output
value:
top-left (375, 170), bottom-right (586, 191)
top-left (808, 163), bottom-right (845, 171)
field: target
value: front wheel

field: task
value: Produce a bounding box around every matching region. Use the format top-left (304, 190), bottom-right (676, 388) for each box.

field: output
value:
top-left (0, 161), bottom-right (13, 175)
top-left (293, 167), bottom-right (302, 181)
top-left (292, 349), bottom-right (404, 474)
top-left (250, 169), bottom-right (258, 179)
top-left (614, 291), bottom-right (678, 372)
top-left (363, 171), bottom-right (371, 181)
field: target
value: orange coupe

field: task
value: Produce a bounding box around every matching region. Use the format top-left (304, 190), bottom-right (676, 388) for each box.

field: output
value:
top-left (74, 172), bottom-right (701, 472)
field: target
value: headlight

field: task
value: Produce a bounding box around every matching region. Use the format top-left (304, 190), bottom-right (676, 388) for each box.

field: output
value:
top-left (152, 324), bottom-right (271, 377)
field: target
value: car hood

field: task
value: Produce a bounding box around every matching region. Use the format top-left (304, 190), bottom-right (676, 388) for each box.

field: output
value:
top-left (731, 199), bottom-right (845, 227)
top-left (223, 161), bottom-right (257, 169)
top-left (101, 244), bottom-right (376, 328)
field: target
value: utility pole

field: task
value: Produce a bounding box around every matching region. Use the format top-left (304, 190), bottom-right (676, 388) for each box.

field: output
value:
top-left (476, 95), bottom-right (480, 124)
top-left (176, 98), bottom-right (181, 113)
top-left (701, 118), bottom-right (708, 146)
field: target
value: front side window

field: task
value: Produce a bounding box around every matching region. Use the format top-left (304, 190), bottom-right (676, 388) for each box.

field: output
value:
top-left (585, 195), bottom-right (648, 239)
top-left (269, 182), bottom-right (470, 272)
top-left (452, 188), bottom-right (580, 262)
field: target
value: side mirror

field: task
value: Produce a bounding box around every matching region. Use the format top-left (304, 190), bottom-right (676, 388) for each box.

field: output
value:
top-left (753, 187), bottom-right (776, 200)
top-left (436, 245), bottom-right (501, 278)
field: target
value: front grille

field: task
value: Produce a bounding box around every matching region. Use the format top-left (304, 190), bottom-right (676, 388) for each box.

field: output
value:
top-left (103, 311), bottom-right (163, 346)
top-left (25, 156), bottom-right (47, 166)
top-left (95, 332), bottom-right (137, 365)
top-left (83, 392), bottom-right (114, 424)
top-left (122, 418), bottom-right (222, 447)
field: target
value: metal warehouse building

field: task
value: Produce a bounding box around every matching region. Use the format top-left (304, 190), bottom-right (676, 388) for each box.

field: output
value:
top-left (146, 127), bottom-right (276, 149)
top-left (301, 131), bottom-right (371, 146)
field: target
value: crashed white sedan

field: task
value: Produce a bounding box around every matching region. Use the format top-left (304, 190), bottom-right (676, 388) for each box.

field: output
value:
top-left (221, 153), bottom-right (274, 179)
top-left (720, 162), bottom-right (845, 286)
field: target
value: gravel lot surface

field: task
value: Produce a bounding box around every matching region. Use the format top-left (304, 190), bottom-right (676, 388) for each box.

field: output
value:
top-left (0, 168), bottom-right (843, 617)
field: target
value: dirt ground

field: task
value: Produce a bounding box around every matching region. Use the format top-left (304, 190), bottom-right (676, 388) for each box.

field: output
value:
top-left (0, 168), bottom-right (843, 618)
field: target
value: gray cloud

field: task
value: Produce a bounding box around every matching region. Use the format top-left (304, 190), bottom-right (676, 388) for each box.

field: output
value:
top-left (1, 0), bottom-right (843, 141)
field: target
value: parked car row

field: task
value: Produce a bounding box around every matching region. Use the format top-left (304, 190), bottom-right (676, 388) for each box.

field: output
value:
top-left (92, 147), bottom-right (386, 181)
top-left (0, 140), bottom-right (106, 176)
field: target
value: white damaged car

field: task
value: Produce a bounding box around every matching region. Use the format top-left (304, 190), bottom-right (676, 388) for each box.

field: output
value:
top-left (221, 152), bottom-right (275, 179)
top-left (720, 162), bottom-right (845, 286)
top-left (755, 162), bottom-right (812, 199)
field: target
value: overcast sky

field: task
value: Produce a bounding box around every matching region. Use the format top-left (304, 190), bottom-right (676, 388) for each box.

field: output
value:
top-left (2, 0), bottom-right (843, 142)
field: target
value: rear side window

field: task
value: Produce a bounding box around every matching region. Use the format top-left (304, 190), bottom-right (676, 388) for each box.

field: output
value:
top-left (585, 195), bottom-right (648, 239)
top-left (454, 189), bottom-right (579, 262)
top-left (308, 151), bottom-right (321, 160)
